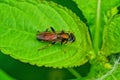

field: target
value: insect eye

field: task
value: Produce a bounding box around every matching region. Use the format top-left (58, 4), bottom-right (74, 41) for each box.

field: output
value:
top-left (69, 33), bottom-right (75, 42)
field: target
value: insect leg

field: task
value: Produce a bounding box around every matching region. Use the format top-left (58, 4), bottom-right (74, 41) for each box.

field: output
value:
top-left (38, 44), bottom-right (52, 51)
top-left (38, 42), bottom-right (55, 51)
top-left (60, 44), bottom-right (67, 54)
top-left (61, 39), bottom-right (65, 45)
top-left (61, 41), bottom-right (63, 45)
top-left (64, 40), bottom-right (67, 44)
top-left (45, 28), bottom-right (49, 32)
top-left (51, 42), bottom-right (56, 44)
top-left (61, 39), bottom-right (68, 45)
top-left (50, 27), bottom-right (56, 33)
top-left (37, 31), bottom-right (40, 33)
top-left (61, 30), bottom-right (65, 33)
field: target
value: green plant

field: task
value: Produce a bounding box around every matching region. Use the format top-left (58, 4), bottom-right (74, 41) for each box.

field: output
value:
top-left (0, 0), bottom-right (120, 80)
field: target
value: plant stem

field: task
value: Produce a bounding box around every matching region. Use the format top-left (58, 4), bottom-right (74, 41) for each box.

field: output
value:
top-left (67, 68), bottom-right (82, 78)
top-left (94, 0), bottom-right (101, 53)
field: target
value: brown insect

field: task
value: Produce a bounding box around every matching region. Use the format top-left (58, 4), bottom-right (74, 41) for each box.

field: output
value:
top-left (36, 27), bottom-right (75, 50)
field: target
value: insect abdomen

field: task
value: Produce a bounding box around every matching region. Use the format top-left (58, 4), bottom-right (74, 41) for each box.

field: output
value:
top-left (37, 32), bottom-right (57, 41)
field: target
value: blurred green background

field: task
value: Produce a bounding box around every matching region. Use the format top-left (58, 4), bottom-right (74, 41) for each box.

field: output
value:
top-left (0, 51), bottom-right (91, 80)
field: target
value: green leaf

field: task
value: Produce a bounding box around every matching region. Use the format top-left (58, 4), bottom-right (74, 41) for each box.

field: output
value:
top-left (73, 0), bottom-right (120, 26)
top-left (0, 69), bottom-right (15, 80)
top-left (73, 0), bottom-right (97, 26)
top-left (73, 0), bottom-right (120, 52)
top-left (101, 14), bottom-right (120, 55)
top-left (0, 0), bottom-right (92, 68)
